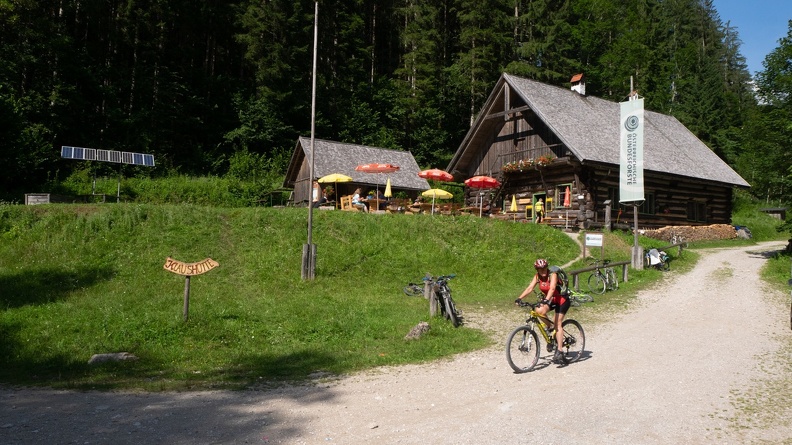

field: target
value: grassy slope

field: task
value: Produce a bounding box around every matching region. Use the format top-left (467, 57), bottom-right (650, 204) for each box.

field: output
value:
top-left (0, 203), bottom-right (786, 390)
top-left (0, 204), bottom-right (579, 389)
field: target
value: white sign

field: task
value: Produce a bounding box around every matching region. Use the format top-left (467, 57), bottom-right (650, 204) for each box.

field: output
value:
top-left (585, 233), bottom-right (603, 247)
top-left (619, 98), bottom-right (644, 203)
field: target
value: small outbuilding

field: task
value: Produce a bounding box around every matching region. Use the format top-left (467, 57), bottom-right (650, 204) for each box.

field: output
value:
top-left (283, 137), bottom-right (430, 205)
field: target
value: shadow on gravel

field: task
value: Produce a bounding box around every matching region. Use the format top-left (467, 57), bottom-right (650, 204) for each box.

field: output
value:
top-left (0, 382), bottom-right (339, 445)
top-left (746, 247), bottom-right (787, 259)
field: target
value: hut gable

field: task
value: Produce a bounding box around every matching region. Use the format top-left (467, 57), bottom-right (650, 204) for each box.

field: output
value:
top-left (448, 73), bottom-right (749, 189)
top-left (284, 137), bottom-right (429, 203)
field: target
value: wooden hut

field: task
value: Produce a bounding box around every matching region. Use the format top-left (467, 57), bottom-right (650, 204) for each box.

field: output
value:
top-left (283, 137), bottom-right (430, 205)
top-left (446, 73), bottom-right (750, 229)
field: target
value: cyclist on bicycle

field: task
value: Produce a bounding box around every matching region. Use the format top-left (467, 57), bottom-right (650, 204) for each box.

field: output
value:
top-left (515, 258), bottom-right (571, 363)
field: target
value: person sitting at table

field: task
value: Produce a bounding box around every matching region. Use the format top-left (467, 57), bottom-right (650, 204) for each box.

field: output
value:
top-left (311, 181), bottom-right (327, 208)
top-left (409, 196), bottom-right (423, 213)
top-left (376, 189), bottom-right (388, 210)
top-left (352, 188), bottom-right (369, 212)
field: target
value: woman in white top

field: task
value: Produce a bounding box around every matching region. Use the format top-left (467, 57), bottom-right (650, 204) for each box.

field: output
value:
top-left (351, 188), bottom-right (369, 212)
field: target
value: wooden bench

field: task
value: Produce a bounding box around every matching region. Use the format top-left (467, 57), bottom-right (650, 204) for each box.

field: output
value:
top-left (340, 195), bottom-right (361, 212)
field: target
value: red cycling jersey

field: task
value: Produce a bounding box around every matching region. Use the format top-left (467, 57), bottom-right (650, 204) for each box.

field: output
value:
top-left (537, 273), bottom-right (567, 305)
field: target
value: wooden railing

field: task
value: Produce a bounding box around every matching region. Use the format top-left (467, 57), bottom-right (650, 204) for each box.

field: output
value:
top-left (567, 242), bottom-right (687, 290)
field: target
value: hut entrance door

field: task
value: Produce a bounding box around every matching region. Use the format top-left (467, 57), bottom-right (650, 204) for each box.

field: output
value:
top-left (532, 192), bottom-right (547, 223)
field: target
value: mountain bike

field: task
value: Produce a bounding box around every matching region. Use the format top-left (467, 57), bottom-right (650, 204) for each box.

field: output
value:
top-left (506, 301), bottom-right (585, 372)
top-left (670, 230), bottom-right (687, 246)
top-left (427, 274), bottom-right (463, 327)
top-left (403, 282), bottom-right (423, 297)
top-left (567, 288), bottom-right (594, 307)
top-left (587, 259), bottom-right (618, 294)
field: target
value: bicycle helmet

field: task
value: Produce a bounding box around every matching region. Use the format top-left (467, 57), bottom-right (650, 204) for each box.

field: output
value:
top-left (533, 258), bottom-right (548, 270)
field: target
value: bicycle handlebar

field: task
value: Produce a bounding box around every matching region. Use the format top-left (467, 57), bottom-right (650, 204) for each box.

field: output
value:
top-left (422, 274), bottom-right (457, 282)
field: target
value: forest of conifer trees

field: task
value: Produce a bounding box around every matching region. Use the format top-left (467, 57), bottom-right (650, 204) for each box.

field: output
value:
top-left (1, 0), bottom-right (790, 205)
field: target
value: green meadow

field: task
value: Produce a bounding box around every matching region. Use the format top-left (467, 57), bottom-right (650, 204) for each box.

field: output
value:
top-left (0, 202), bottom-right (786, 390)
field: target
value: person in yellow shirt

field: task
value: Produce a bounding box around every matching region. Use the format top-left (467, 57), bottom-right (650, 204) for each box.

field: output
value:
top-left (534, 198), bottom-right (544, 223)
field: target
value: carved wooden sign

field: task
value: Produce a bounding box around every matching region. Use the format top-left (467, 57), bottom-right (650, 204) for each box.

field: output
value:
top-left (163, 257), bottom-right (219, 276)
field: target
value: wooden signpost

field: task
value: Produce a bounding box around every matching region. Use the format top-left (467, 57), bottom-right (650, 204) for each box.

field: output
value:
top-left (163, 257), bottom-right (219, 322)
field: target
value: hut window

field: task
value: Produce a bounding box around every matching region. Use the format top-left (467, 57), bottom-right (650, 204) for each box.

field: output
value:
top-left (638, 193), bottom-right (656, 215)
top-left (686, 201), bottom-right (707, 222)
top-left (555, 183), bottom-right (573, 208)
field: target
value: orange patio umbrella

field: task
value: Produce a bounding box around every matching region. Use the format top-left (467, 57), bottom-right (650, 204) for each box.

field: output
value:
top-left (355, 163), bottom-right (400, 197)
top-left (563, 186), bottom-right (571, 207)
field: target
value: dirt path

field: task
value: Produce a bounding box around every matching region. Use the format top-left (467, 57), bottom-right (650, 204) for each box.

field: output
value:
top-left (2, 242), bottom-right (791, 444)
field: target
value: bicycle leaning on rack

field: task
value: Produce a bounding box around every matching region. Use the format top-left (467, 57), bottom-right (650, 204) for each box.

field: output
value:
top-left (426, 274), bottom-right (462, 327)
top-left (505, 300), bottom-right (586, 372)
top-left (587, 259), bottom-right (618, 295)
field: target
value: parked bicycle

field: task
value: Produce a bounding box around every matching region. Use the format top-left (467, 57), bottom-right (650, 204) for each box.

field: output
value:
top-left (588, 259), bottom-right (618, 294)
top-left (670, 230), bottom-right (687, 247)
top-left (567, 288), bottom-right (594, 307)
top-left (403, 282), bottom-right (423, 297)
top-left (506, 300), bottom-right (585, 372)
top-left (426, 274), bottom-right (462, 327)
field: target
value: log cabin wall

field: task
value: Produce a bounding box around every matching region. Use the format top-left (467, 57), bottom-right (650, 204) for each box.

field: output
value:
top-left (492, 160), bottom-right (734, 229)
top-left (581, 165), bottom-right (734, 228)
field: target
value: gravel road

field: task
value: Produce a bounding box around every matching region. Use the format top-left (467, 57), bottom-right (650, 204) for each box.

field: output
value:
top-left (2, 242), bottom-right (791, 444)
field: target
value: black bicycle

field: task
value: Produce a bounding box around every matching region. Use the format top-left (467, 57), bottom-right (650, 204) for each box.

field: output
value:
top-left (427, 274), bottom-right (462, 327)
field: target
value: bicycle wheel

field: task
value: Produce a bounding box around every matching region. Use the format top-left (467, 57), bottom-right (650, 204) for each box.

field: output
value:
top-left (661, 260), bottom-right (670, 271)
top-left (505, 326), bottom-right (540, 373)
top-left (403, 283), bottom-right (423, 296)
top-left (587, 272), bottom-right (606, 295)
top-left (441, 288), bottom-right (462, 327)
top-left (559, 319), bottom-right (585, 363)
top-left (607, 268), bottom-right (619, 290)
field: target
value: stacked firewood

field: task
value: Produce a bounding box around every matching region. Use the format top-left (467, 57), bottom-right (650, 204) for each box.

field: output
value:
top-left (643, 224), bottom-right (737, 242)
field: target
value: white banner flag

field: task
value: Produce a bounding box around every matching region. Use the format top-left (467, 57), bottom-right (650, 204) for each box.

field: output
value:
top-left (619, 98), bottom-right (644, 203)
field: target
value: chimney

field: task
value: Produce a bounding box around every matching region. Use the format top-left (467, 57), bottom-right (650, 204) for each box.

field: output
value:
top-left (570, 73), bottom-right (585, 96)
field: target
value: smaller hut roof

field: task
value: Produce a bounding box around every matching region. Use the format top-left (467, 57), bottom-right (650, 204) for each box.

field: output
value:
top-left (283, 137), bottom-right (430, 191)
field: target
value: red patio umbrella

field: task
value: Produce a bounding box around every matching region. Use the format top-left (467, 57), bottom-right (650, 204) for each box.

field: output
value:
top-left (418, 168), bottom-right (454, 182)
top-left (355, 163), bottom-right (400, 199)
top-left (464, 175), bottom-right (501, 217)
top-left (355, 163), bottom-right (400, 174)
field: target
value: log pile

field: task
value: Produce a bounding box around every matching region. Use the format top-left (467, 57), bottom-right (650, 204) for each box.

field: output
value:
top-left (643, 224), bottom-right (736, 242)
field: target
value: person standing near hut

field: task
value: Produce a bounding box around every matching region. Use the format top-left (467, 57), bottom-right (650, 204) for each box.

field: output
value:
top-left (534, 198), bottom-right (544, 223)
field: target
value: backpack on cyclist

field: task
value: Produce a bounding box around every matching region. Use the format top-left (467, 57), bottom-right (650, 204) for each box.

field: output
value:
top-left (548, 265), bottom-right (569, 295)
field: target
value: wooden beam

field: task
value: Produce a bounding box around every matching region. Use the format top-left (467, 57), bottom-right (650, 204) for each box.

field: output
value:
top-left (485, 105), bottom-right (531, 120)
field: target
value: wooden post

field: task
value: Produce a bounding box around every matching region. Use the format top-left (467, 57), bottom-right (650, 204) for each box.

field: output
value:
top-left (183, 276), bottom-right (190, 322)
top-left (424, 274), bottom-right (438, 317)
top-left (631, 204), bottom-right (644, 269)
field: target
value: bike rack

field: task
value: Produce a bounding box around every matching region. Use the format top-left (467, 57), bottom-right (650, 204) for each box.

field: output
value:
top-left (568, 260), bottom-right (630, 291)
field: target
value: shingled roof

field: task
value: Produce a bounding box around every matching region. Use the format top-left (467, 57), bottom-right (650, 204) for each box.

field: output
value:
top-left (448, 73), bottom-right (750, 188)
top-left (283, 137), bottom-right (430, 191)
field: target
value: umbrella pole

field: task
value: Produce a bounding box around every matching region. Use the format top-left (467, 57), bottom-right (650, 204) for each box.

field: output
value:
top-left (432, 196), bottom-right (436, 215)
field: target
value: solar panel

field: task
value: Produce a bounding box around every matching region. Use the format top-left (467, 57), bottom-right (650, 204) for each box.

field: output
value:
top-left (60, 146), bottom-right (154, 166)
